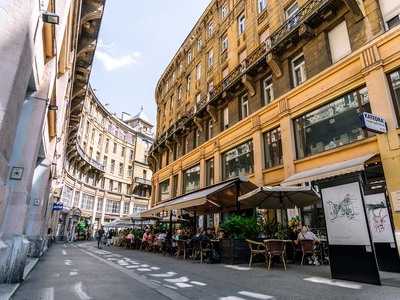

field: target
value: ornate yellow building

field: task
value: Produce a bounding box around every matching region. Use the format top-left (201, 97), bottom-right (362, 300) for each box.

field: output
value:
top-left (148, 0), bottom-right (400, 238)
top-left (60, 87), bottom-right (154, 241)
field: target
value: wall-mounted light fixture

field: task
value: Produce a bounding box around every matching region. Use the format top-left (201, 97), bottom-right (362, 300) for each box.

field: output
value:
top-left (48, 104), bottom-right (58, 111)
top-left (42, 11), bottom-right (59, 25)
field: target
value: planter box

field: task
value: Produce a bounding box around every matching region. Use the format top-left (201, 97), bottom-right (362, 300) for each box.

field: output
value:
top-left (220, 238), bottom-right (250, 265)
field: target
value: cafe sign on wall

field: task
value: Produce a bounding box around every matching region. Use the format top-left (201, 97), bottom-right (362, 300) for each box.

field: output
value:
top-left (359, 112), bottom-right (387, 134)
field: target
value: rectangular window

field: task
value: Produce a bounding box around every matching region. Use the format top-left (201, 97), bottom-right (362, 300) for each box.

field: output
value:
top-left (222, 141), bottom-right (254, 180)
top-left (223, 107), bottom-right (229, 130)
top-left (221, 34), bottom-right (228, 52)
top-left (123, 202), bottom-right (129, 215)
top-left (207, 119), bottom-right (213, 140)
top-left (208, 22), bottom-right (214, 37)
top-left (194, 129), bottom-right (200, 148)
top-left (178, 85), bottom-right (182, 101)
top-left (110, 160), bottom-right (115, 172)
top-left (258, 0), bottom-right (267, 13)
top-left (129, 150), bottom-right (134, 160)
top-left (105, 139), bottom-right (109, 153)
top-left (113, 142), bottom-right (117, 153)
top-left (186, 75), bottom-right (191, 91)
top-left (240, 93), bottom-right (249, 119)
top-left (119, 163), bottom-right (123, 175)
top-left (121, 147), bottom-right (125, 157)
top-left (387, 15), bottom-right (400, 29)
top-left (109, 179), bottom-right (113, 191)
top-left (388, 69), bottom-right (400, 124)
top-left (61, 186), bottom-right (73, 207)
top-left (286, 1), bottom-right (299, 29)
top-left (294, 87), bottom-right (372, 158)
top-left (208, 50), bottom-right (214, 67)
top-left (328, 21), bottom-right (351, 63)
top-left (263, 76), bottom-right (274, 105)
top-left (172, 174), bottom-right (179, 197)
top-left (97, 198), bottom-right (103, 212)
top-left (103, 156), bottom-right (107, 169)
top-left (263, 127), bottom-right (283, 168)
top-left (206, 158), bottom-right (214, 186)
top-left (170, 95), bottom-right (174, 109)
top-left (127, 166), bottom-right (132, 177)
top-left (238, 14), bottom-right (245, 35)
top-left (105, 199), bottom-right (120, 214)
top-left (159, 179), bottom-right (170, 201)
top-left (187, 49), bottom-right (192, 64)
top-left (197, 37), bottom-right (202, 51)
top-left (196, 64), bottom-right (201, 80)
top-left (292, 53), bottom-right (306, 86)
top-left (221, 3), bottom-right (227, 20)
top-left (183, 165), bottom-right (200, 194)
top-left (174, 143), bottom-right (179, 160)
top-left (378, 0), bottom-right (400, 29)
top-left (183, 136), bottom-right (189, 155)
top-left (81, 194), bottom-right (94, 211)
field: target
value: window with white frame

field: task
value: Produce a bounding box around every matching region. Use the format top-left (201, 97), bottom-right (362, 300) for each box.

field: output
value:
top-left (186, 75), bottom-right (191, 91)
top-left (196, 64), bottom-right (201, 80)
top-left (197, 37), bottom-right (202, 51)
top-left (81, 193), bottom-right (94, 210)
top-left (184, 136), bottom-right (189, 154)
top-left (208, 22), bottom-right (214, 37)
top-left (179, 62), bottom-right (183, 74)
top-left (240, 93), bottom-right (249, 119)
top-left (208, 50), bottom-right (214, 67)
top-left (61, 186), bottom-right (73, 207)
top-left (258, 0), bottom-right (267, 13)
top-left (238, 14), bottom-right (245, 35)
top-left (73, 192), bottom-right (79, 207)
top-left (378, 0), bottom-right (400, 30)
top-left (207, 82), bottom-right (214, 102)
top-left (292, 53), bottom-right (306, 86)
top-left (109, 179), bottom-right (113, 191)
top-left (183, 165), bottom-right (200, 194)
top-left (207, 119), bottom-right (213, 140)
top-left (286, 1), bottom-right (299, 29)
top-left (187, 49), bottom-right (192, 64)
top-left (170, 94), bottom-right (174, 109)
top-left (159, 179), bottom-right (170, 201)
top-left (206, 158), bottom-right (214, 186)
top-left (178, 85), bottom-right (182, 101)
top-left (196, 93), bottom-right (201, 106)
top-left (221, 34), bottom-right (228, 52)
top-left (133, 204), bottom-right (148, 213)
top-left (105, 199), bottom-right (120, 214)
top-left (263, 127), bottom-right (283, 168)
top-left (223, 107), bottom-right (229, 129)
top-left (123, 202), bottom-right (129, 215)
top-left (97, 197), bottom-right (103, 212)
top-left (222, 3), bottom-right (228, 20)
top-left (194, 129), bottom-right (200, 148)
top-left (222, 140), bottom-right (253, 180)
top-left (119, 163), bottom-right (123, 175)
top-left (110, 159), bottom-right (115, 172)
top-left (127, 166), bottom-right (132, 177)
top-left (328, 21), bottom-right (351, 63)
top-left (263, 75), bottom-right (274, 105)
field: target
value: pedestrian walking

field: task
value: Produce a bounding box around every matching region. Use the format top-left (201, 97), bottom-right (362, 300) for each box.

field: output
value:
top-left (97, 226), bottom-right (105, 249)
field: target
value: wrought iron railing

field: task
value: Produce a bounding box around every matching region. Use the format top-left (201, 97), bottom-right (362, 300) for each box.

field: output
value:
top-left (134, 177), bottom-right (152, 185)
top-left (76, 143), bottom-right (105, 171)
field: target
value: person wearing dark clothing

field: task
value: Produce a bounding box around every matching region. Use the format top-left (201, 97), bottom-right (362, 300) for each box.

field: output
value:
top-left (97, 226), bottom-right (105, 249)
top-left (288, 225), bottom-right (301, 262)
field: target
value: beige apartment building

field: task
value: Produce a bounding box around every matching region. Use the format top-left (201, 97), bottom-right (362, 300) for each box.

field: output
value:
top-left (60, 89), bottom-right (154, 241)
top-left (147, 0), bottom-right (400, 240)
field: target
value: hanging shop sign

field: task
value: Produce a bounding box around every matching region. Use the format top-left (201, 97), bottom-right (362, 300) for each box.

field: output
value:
top-left (52, 202), bottom-right (63, 211)
top-left (359, 112), bottom-right (387, 134)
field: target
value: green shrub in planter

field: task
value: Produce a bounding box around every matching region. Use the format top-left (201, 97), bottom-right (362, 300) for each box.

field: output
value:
top-left (220, 214), bottom-right (261, 239)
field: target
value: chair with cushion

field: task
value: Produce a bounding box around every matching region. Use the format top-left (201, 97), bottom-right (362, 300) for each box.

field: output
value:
top-left (246, 239), bottom-right (267, 268)
top-left (264, 239), bottom-right (287, 270)
top-left (300, 239), bottom-right (322, 266)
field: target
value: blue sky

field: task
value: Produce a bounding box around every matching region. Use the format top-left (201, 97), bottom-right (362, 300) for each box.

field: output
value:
top-left (90, 1), bottom-right (211, 127)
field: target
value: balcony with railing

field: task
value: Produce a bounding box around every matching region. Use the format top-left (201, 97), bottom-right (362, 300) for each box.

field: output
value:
top-left (76, 143), bottom-right (105, 172)
top-left (134, 177), bottom-right (152, 186)
top-left (151, 0), bottom-right (336, 153)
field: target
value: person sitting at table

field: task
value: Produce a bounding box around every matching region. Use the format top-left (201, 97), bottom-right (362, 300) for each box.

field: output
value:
top-left (157, 229), bottom-right (167, 241)
top-left (206, 227), bottom-right (216, 239)
top-left (217, 229), bottom-right (226, 239)
top-left (298, 225), bottom-right (320, 264)
top-left (287, 225), bottom-right (301, 262)
top-left (176, 229), bottom-right (190, 240)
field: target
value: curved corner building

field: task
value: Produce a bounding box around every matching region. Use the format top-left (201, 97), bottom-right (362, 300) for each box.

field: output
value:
top-left (60, 88), bottom-right (154, 241)
top-left (147, 0), bottom-right (400, 238)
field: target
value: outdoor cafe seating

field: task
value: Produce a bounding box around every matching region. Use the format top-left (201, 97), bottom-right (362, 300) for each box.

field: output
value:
top-left (246, 239), bottom-right (267, 268)
top-left (300, 239), bottom-right (323, 266)
top-left (264, 239), bottom-right (287, 270)
top-left (176, 239), bottom-right (192, 260)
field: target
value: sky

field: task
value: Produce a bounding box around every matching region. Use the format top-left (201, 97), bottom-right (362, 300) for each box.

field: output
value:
top-left (90, 1), bottom-right (211, 127)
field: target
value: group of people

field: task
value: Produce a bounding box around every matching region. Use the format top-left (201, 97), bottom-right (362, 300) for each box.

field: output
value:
top-left (289, 224), bottom-right (321, 264)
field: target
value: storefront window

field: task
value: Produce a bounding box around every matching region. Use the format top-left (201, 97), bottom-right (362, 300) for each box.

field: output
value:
top-left (388, 69), bottom-right (400, 124)
top-left (183, 165), bottom-right (200, 194)
top-left (81, 193), bottom-right (94, 211)
top-left (222, 140), bottom-right (253, 180)
top-left (294, 87), bottom-right (373, 158)
top-left (105, 199), bottom-right (120, 214)
top-left (159, 179), bottom-right (170, 201)
top-left (263, 127), bottom-right (283, 168)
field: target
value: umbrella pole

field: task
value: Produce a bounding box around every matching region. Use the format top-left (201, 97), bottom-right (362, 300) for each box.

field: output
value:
top-left (280, 193), bottom-right (284, 239)
top-left (193, 207), bottom-right (197, 233)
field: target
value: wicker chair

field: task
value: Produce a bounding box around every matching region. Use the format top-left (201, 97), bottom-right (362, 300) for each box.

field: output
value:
top-left (245, 239), bottom-right (267, 268)
top-left (300, 239), bottom-right (322, 266)
top-left (176, 239), bottom-right (191, 260)
top-left (192, 240), bottom-right (211, 264)
top-left (264, 239), bottom-right (287, 270)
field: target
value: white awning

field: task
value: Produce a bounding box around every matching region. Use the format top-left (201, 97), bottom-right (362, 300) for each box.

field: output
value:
top-left (281, 153), bottom-right (377, 186)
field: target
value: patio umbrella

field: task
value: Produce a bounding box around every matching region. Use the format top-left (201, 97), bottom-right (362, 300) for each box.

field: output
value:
top-left (238, 186), bottom-right (320, 210)
top-left (159, 216), bottom-right (190, 223)
top-left (128, 212), bottom-right (162, 221)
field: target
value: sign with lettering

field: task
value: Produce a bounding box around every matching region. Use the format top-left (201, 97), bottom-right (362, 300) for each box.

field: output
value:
top-left (52, 202), bottom-right (63, 211)
top-left (358, 112), bottom-right (387, 134)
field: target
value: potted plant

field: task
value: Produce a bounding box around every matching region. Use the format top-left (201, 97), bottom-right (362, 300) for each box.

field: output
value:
top-left (219, 214), bottom-right (262, 264)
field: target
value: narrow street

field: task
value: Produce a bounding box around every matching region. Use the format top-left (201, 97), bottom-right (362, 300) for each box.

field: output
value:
top-left (10, 242), bottom-right (400, 300)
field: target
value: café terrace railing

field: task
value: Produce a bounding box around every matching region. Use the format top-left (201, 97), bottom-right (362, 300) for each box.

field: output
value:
top-left (153, 0), bottom-right (329, 151)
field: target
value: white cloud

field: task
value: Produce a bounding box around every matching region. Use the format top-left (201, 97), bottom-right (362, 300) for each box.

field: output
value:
top-left (95, 40), bottom-right (141, 71)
